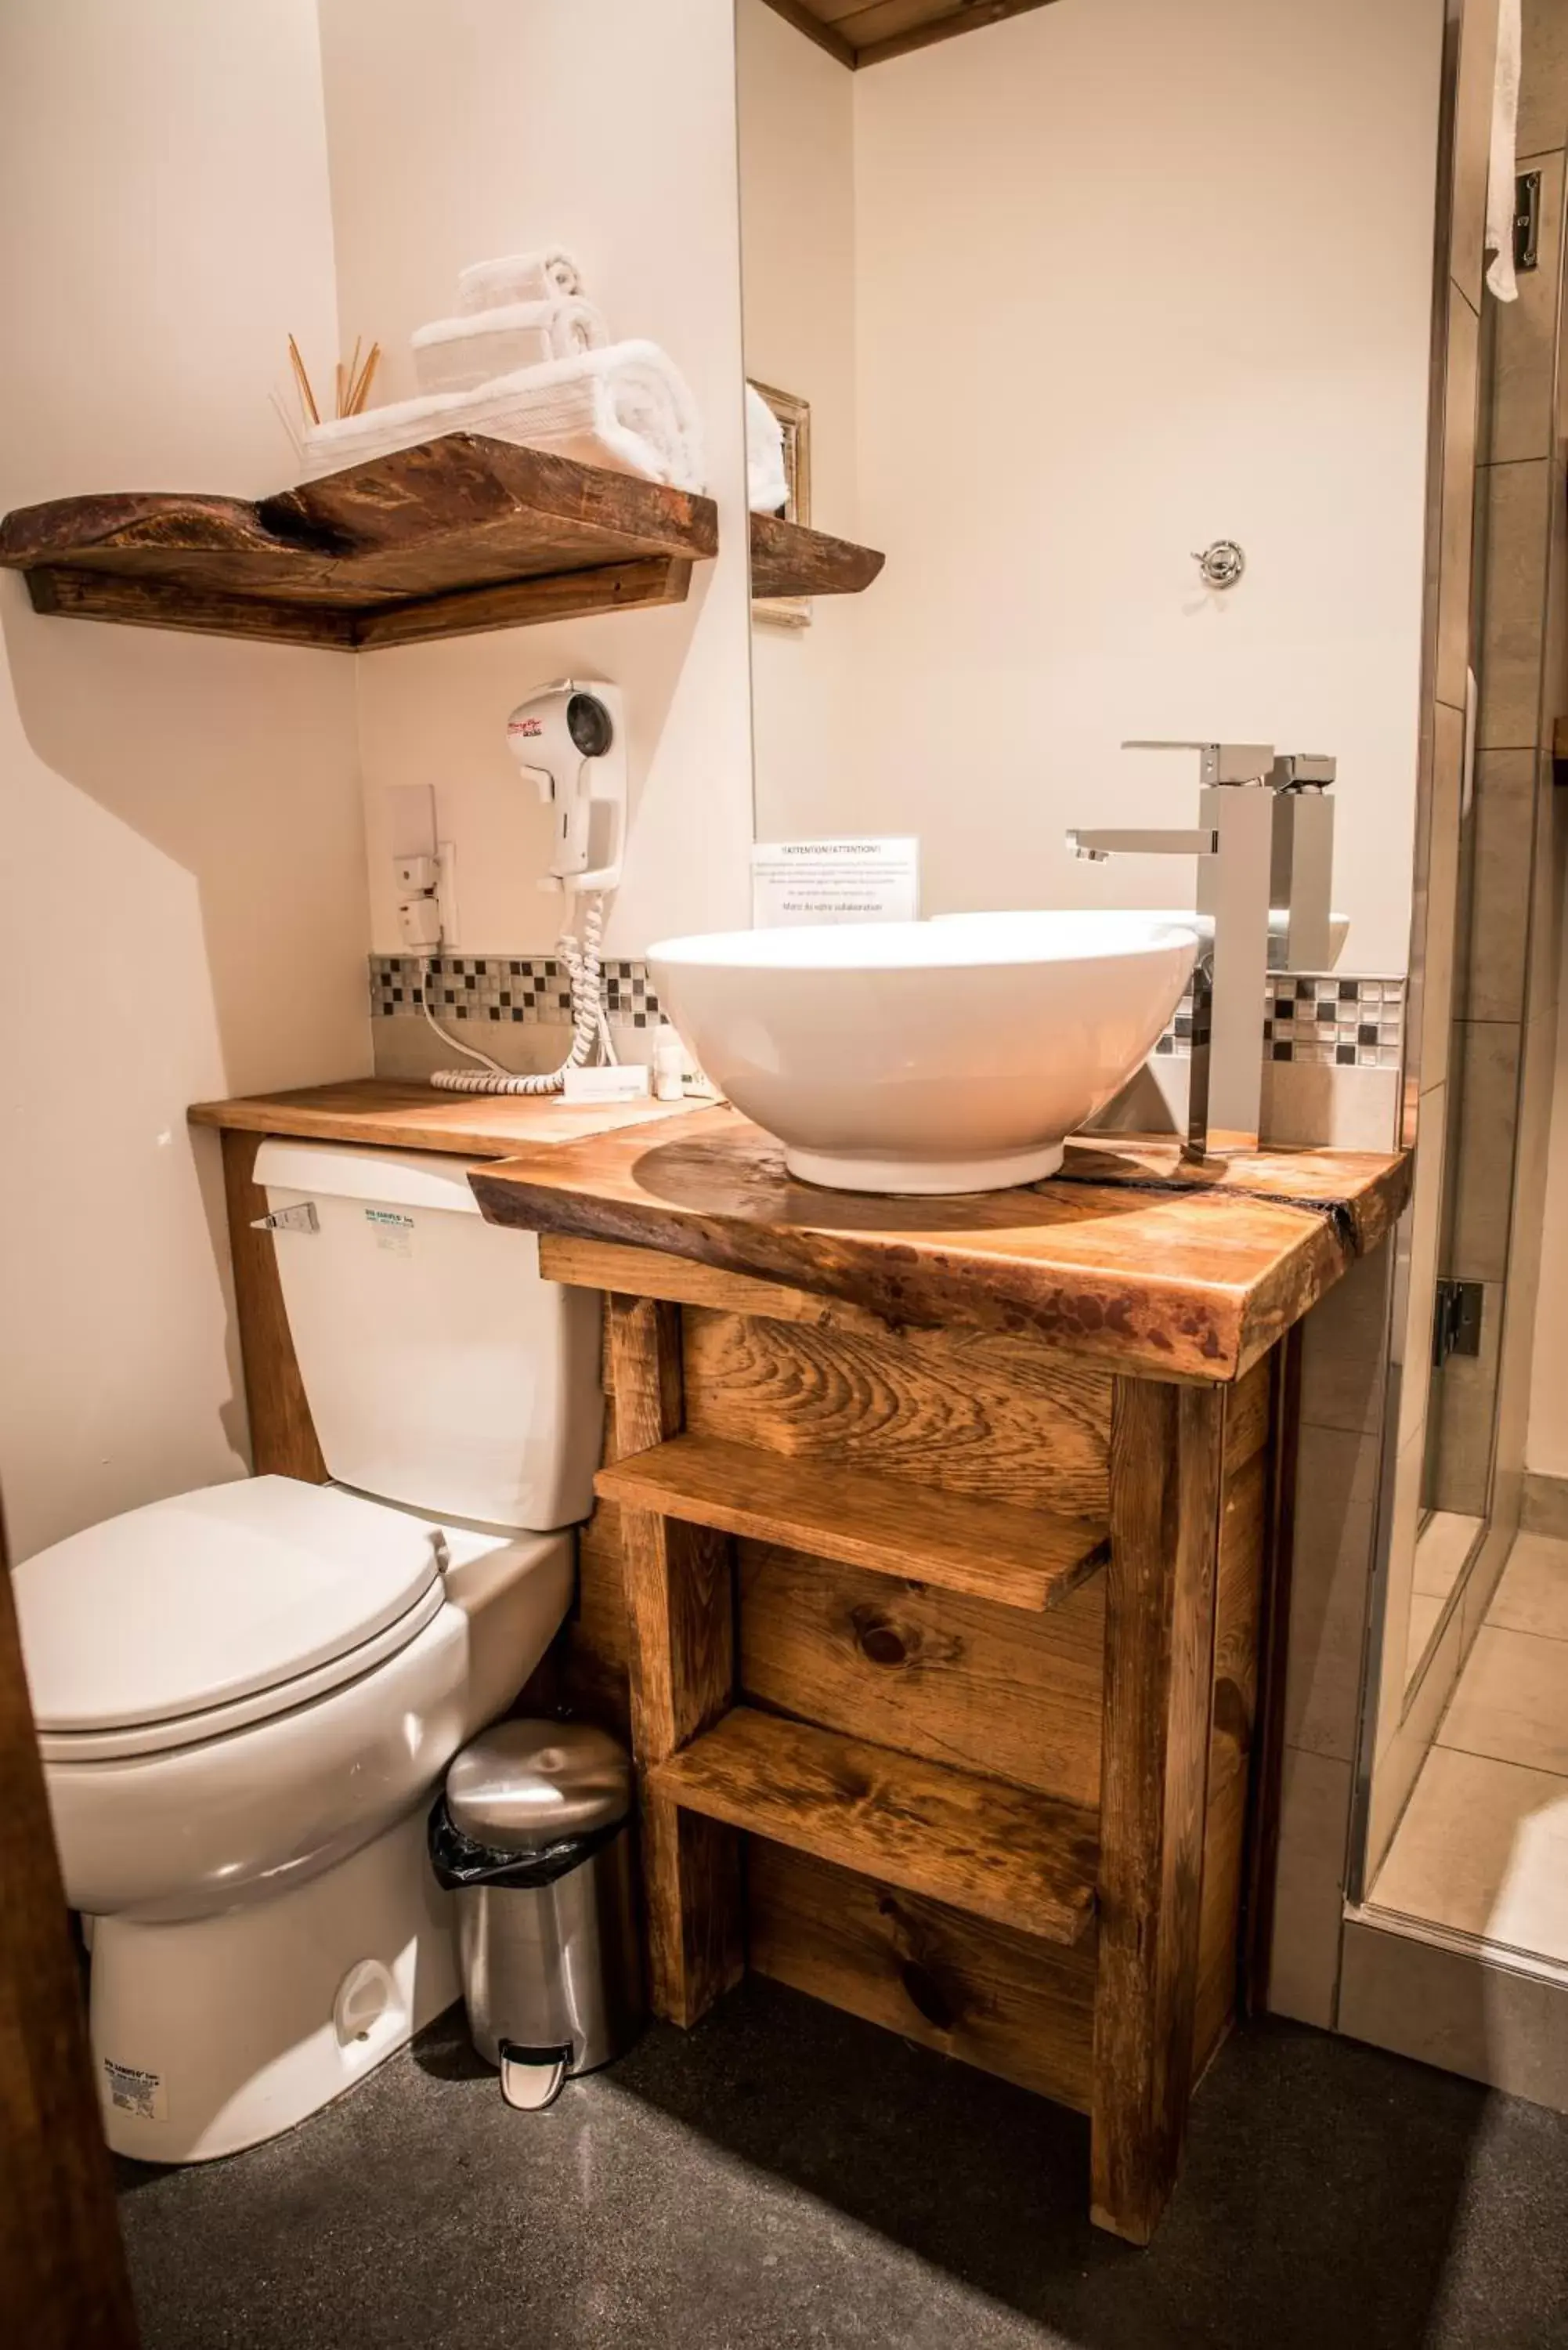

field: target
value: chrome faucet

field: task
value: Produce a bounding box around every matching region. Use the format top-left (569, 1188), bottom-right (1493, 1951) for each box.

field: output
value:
top-left (1068, 739), bottom-right (1336, 1162)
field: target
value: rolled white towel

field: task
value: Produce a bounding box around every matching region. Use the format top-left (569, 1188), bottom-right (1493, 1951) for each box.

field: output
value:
top-left (413, 297), bottom-right (610, 395)
top-left (457, 248), bottom-right (583, 313)
top-left (746, 383), bottom-right (788, 515)
top-left (296, 340), bottom-right (706, 494)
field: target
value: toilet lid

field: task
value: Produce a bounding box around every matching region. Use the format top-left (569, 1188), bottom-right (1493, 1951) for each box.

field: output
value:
top-left (13, 1477), bottom-right (445, 1735)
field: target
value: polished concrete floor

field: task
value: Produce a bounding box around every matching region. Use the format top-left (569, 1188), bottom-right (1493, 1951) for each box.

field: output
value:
top-left (118, 1979), bottom-right (1568, 2350)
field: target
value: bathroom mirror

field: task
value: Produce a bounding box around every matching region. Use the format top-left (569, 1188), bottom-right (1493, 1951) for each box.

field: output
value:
top-left (736, 0), bottom-right (1436, 996)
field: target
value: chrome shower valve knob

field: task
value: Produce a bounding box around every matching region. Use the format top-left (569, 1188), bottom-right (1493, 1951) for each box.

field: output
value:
top-left (1192, 539), bottom-right (1245, 589)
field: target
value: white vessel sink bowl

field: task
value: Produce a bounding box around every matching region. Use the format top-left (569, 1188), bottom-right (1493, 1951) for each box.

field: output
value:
top-left (646, 912), bottom-right (1199, 1195)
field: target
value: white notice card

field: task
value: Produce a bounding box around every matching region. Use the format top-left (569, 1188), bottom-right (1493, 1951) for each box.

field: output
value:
top-left (750, 838), bottom-right (919, 928)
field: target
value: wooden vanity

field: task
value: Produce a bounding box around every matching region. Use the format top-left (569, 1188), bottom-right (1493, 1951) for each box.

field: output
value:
top-left (190, 1081), bottom-right (1409, 2244)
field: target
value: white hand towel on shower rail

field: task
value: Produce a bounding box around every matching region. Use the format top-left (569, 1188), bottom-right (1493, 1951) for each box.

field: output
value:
top-left (295, 341), bottom-right (706, 493)
top-left (1485, 0), bottom-right (1522, 302)
top-left (412, 297), bottom-right (610, 394)
top-left (457, 248), bottom-right (584, 312)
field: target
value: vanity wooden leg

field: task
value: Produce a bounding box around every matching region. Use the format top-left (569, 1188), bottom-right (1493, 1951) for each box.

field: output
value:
top-left (1091, 1376), bottom-right (1226, 2244)
top-left (607, 1295), bottom-right (742, 2028)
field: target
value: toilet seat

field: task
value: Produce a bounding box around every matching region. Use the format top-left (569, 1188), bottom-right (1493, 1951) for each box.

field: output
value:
top-left (33, 1578), bottom-right (449, 1764)
top-left (16, 1476), bottom-right (452, 1762)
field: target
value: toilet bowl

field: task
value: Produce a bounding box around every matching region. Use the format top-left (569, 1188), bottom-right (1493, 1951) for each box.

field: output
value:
top-left (13, 1141), bottom-right (604, 2163)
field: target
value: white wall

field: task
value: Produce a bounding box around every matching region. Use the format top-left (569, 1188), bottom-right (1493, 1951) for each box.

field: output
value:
top-left (318, 0), bottom-right (754, 958)
top-left (0, 0), bottom-right (370, 1560)
top-left (744, 0), bottom-right (1442, 974)
top-left (739, 0), bottom-right (862, 834)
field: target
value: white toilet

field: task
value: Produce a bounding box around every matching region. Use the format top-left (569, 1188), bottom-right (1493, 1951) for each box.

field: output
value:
top-left (13, 1140), bottom-right (603, 2164)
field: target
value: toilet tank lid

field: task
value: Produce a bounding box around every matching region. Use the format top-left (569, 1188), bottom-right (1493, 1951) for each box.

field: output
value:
top-left (12, 1477), bottom-right (444, 1735)
top-left (255, 1138), bottom-right (483, 1213)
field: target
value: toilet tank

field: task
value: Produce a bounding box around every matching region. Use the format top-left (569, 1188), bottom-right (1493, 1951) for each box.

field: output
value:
top-left (254, 1141), bottom-right (603, 1531)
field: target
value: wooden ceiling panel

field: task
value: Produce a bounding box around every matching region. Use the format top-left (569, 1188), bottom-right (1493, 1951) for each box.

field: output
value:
top-left (761, 0), bottom-right (1059, 69)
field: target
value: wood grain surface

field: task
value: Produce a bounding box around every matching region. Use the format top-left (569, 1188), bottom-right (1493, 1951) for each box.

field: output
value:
top-left (541, 1233), bottom-right (912, 1336)
top-left (2, 436), bottom-right (719, 651)
top-left (470, 1106), bottom-right (1411, 1381)
top-left (595, 1433), bottom-right (1107, 1612)
top-left (219, 1130), bottom-right (327, 1484)
top-left (0, 1503), bottom-right (141, 2349)
top-left (1090, 1377), bottom-right (1227, 2245)
top-left (606, 1296), bottom-right (742, 2026)
top-left (190, 1078), bottom-right (691, 1157)
top-left (681, 1308), bottom-right (1111, 1514)
top-left (749, 512), bottom-right (884, 599)
top-left (652, 1705), bottom-right (1099, 1945)
top-left (738, 1542), bottom-right (1105, 1809)
top-left (748, 1841), bottom-right (1097, 2112)
top-left (759, 0), bottom-right (1060, 71)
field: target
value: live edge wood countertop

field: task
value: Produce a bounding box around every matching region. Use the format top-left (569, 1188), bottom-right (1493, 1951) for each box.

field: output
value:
top-left (190, 1082), bottom-right (1410, 1383)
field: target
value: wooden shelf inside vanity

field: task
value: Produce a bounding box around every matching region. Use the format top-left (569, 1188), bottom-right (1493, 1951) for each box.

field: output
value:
top-left (595, 1433), bottom-right (1107, 1611)
top-left (0, 434), bottom-right (719, 649)
top-left (653, 1705), bottom-right (1099, 1945)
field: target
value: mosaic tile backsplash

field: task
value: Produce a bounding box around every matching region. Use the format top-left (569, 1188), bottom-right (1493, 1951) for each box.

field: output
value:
top-left (1152, 974), bottom-right (1404, 1068)
top-left (371, 955), bottom-right (661, 1027)
top-left (370, 956), bottom-right (1404, 1068)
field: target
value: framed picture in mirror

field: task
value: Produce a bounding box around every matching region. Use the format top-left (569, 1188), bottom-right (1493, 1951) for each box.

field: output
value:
top-left (750, 378), bottom-right (812, 629)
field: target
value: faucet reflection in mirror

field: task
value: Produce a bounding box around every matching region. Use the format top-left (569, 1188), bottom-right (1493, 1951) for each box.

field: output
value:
top-left (1069, 739), bottom-right (1336, 1162)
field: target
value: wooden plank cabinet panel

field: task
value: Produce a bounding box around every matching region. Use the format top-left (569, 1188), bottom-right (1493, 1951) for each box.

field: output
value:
top-left (1090, 1376), bottom-right (1227, 2246)
top-left (541, 1233), bottom-right (905, 1336)
top-left (605, 1296), bottom-right (742, 2026)
top-left (219, 1129), bottom-right (326, 1483)
top-left (749, 1841), bottom-right (1097, 2113)
top-left (681, 1308), bottom-right (1111, 1517)
top-left (1224, 1353), bottom-right (1272, 1474)
top-left (596, 1434), bottom-right (1107, 1612)
top-left (739, 1542), bottom-right (1105, 1810)
top-left (652, 1705), bottom-right (1098, 1946)
top-left (1209, 1451), bottom-right (1268, 1806)
top-left (1194, 1423), bottom-right (1272, 2073)
top-left (1193, 1768), bottom-right (1250, 2079)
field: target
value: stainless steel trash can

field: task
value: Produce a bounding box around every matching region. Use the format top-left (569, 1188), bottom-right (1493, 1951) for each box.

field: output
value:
top-left (428, 1719), bottom-right (643, 2111)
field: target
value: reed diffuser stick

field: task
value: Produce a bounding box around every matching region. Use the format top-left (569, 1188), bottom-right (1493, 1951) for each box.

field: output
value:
top-left (346, 342), bottom-right (381, 416)
top-left (287, 334), bottom-right (320, 426)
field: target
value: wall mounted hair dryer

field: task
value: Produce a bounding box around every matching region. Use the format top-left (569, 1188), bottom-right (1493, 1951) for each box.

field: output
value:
top-left (505, 678), bottom-right (626, 893)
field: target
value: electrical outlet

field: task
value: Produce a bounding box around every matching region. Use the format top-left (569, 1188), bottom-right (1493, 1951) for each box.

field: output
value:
top-left (393, 839), bottom-right (456, 955)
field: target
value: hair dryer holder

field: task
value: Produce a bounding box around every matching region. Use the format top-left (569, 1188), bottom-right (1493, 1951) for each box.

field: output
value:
top-left (505, 678), bottom-right (627, 895)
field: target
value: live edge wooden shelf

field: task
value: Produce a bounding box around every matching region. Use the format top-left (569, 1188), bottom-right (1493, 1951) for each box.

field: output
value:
top-left (192, 1079), bottom-right (1409, 2247)
top-left (0, 434), bottom-right (885, 650)
top-left (0, 434), bottom-right (720, 649)
top-left (748, 511), bottom-right (884, 601)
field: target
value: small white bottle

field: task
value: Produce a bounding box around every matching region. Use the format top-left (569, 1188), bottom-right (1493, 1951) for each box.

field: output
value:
top-left (652, 1025), bottom-right (685, 1102)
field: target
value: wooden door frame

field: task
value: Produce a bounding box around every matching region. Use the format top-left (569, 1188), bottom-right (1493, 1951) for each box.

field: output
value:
top-left (0, 1493), bottom-right (140, 2346)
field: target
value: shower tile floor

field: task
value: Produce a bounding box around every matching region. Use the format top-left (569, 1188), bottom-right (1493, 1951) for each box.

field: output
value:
top-left (1375, 1531), bottom-right (1568, 1966)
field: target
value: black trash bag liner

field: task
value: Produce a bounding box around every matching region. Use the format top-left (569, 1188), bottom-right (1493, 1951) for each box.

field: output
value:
top-left (427, 1793), bottom-right (629, 1892)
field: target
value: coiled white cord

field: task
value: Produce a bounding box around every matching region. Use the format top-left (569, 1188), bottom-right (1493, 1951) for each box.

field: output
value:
top-left (424, 894), bottom-right (617, 1095)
